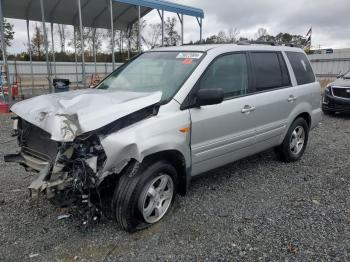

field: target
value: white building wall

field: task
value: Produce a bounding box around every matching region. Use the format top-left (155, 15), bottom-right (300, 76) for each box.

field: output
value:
top-left (308, 48), bottom-right (350, 77)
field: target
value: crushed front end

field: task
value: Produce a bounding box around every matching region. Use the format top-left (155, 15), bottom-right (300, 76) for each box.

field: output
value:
top-left (4, 117), bottom-right (108, 217)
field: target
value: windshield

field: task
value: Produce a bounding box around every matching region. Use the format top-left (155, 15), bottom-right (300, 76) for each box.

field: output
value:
top-left (343, 70), bottom-right (350, 79)
top-left (97, 51), bottom-right (204, 102)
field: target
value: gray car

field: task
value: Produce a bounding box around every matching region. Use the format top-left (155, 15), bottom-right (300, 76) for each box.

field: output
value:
top-left (4, 44), bottom-right (321, 232)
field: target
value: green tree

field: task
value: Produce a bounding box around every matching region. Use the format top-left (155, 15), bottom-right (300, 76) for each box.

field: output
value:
top-left (0, 19), bottom-right (15, 57)
top-left (1, 19), bottom-right (14, 46)
top-left (255, 28), bottom-right (307, 48)
top-left (199, 28), bottom-right (239, 44)
top-left (164, 17), bottom-right (180, 46)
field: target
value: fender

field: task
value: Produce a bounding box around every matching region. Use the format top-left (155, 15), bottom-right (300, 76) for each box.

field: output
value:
top-left (99, 102), bottom-right (192, 175)
top-left (279, 101), bottom-right (312, 144)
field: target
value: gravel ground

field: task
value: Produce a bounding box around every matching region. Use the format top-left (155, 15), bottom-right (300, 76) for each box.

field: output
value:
top-left (0, 113), bottom-right (350, 261)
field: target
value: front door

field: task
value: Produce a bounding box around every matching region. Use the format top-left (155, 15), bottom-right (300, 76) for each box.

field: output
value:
top-left (189, 53), bottom-right (257, 175)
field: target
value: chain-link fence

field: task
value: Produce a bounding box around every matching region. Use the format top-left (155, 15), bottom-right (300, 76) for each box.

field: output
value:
top-left (1, 61), bottom-right (122, 98)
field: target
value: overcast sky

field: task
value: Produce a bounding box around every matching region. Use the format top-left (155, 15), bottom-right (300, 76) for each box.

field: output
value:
top-left (6, 0), bottom-right (350, 54)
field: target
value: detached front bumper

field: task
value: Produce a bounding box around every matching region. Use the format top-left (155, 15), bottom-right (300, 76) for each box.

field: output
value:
top-left (322, 93), bottom-right (350, 113)
top-left (4, 152), bottom-right (72, 198)
top-left (4, 151), bottom-right (49, 172)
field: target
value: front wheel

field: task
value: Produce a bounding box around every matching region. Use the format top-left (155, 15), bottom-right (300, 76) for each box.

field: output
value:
top-left (112, 160), bottom-right (177, 232)
top-left (275, 118), bottom-right (309, 162)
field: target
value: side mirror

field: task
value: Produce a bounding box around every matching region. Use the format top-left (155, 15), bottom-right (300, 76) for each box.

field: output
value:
top-left (195, 88), bottom-right (224, 107)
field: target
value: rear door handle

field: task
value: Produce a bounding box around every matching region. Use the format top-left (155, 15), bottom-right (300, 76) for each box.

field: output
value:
top-left (287, 95), bottom-right (297, 103)
top-left (241, 105), bottom-right (256, 114)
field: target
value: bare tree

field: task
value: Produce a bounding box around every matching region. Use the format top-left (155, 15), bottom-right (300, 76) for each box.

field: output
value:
top-left (106, 28), bottom-right (125, 54)
top-left (31, 23), bottom-right (46, 59)
top-left (124, 21), bottom-right (147, 52)
top-left (85, 28), bottom-right (104, 56)
top-left (146, 23), bottom-right (162, 49)
top-left (56, 24), bottom-right (68, 53)
top-left (69, 27), bottom-right (95, 55)
top-left (217, 31), bottom-right (229, 43)
top-left (227, 28), bottom-right (240, 43)
top-left (254, 27), bottom-right (268, 40)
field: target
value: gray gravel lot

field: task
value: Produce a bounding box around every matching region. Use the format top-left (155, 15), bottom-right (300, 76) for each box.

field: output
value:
top-left (0, 113), bottom-right (350, 261)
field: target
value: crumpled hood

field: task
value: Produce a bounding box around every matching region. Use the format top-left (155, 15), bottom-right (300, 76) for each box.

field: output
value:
top-left (331, 78), bottom-right (350, 87)
top-left (11, 89), bottom-right (162, 142)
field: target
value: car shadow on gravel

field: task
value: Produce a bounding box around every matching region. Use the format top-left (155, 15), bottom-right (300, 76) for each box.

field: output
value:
top-left (328, 112), bottom-right (350, 119)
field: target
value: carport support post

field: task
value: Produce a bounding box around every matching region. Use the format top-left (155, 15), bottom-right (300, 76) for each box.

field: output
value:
top-left (178, 13), bottom-right (184, 45)
top-left (26, 20), bottom-right (35, 95)
top-left (109, 0), bottom-right (115, 70)
top-left (50, 23), bottom-right (57, 78)
top-left (128, 26), bottom-right (131, 59)
top-left (40, 0), bottom-right (53, 93)
top-left (77, 0), bottom-right (86, 88)
top-left (199, 18), bottom-right (202, 43)
top-left (126, 25), bottom-right (130, 59)
top-left (0, 0), bottom-right (11, 100)
top-left (92, 28), bottom-right (97, 74)
top-left (162, 10), bottom-right (164, 46)
top-left (73, 27), bottom-right (78, 88)
top-left (157, 9), bottom-right (164, 46)
top-left (138, 5), bottom-right (141, 53)
top-left (196, 17), bottom-right (202, 43)
top-left (120, 30), bottom-right (123, 55)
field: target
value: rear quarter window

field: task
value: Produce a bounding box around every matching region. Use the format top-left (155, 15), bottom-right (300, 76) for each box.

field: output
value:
top-left (286, 51), bottom-right (315, 85)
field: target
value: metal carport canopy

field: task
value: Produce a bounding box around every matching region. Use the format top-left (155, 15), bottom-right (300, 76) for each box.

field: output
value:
top-left (2, 0), bottom-right (204, 29)
top-left (0, 0), bottom-right (204, 99)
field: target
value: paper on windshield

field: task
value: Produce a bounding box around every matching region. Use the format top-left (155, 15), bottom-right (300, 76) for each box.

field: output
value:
top-left (176, 52), bottom-right (203, 59)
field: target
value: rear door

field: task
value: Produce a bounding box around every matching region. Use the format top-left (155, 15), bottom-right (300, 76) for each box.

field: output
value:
top-left (247, 51), bottom-right (294, 145)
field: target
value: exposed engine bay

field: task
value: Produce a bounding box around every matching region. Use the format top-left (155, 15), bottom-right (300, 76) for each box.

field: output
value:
top-left (4, 117), bottom-right (107, 224)
top-left (4, 103), bottom-right (159, 225)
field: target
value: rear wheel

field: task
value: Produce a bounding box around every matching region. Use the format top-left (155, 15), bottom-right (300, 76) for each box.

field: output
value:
top-left (112, 160), bottom-right (177, 232)
top-left (275, 118), bottom-right (309, 162)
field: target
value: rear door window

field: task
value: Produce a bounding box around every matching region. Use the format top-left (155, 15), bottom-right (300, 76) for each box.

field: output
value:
top-left (250, 52), bottom-right (291, 92)
top-left (286, 51), bottom-right (315, 85)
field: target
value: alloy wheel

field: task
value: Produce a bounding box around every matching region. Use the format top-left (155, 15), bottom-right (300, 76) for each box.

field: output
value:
top-left (138, 174), bottom-right (174, 224)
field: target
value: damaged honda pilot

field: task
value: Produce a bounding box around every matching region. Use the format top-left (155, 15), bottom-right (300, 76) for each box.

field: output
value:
top-left (5, 44), bottom-right (321, 232)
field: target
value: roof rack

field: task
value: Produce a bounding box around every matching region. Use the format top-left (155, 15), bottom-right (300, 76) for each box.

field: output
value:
top-left (237, 41), bottom-right (297, 47)
top-left (237, 40), bottom-right (276, 46)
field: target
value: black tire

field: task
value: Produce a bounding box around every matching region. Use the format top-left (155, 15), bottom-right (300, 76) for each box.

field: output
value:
top-left (112, 160), bottom-right (177, 232)
top-left (275, 117), bottom-right (309, 162)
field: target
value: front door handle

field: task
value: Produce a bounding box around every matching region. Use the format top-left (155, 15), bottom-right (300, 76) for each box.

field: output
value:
top-left (287, 95), bottom-right (297, 103)
top-left (241, 105), bottom-right (256, 114)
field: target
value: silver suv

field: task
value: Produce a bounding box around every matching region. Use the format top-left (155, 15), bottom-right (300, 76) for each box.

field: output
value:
top-left (5, 44), bottom-right (321, 232)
